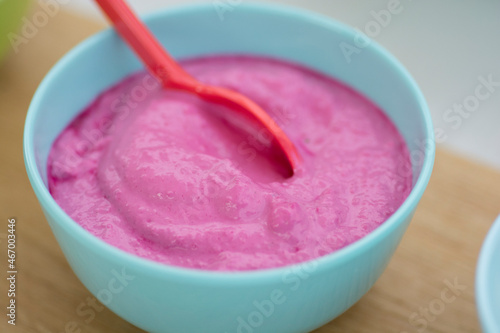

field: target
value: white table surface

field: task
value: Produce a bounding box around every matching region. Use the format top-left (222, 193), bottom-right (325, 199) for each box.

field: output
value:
top-left (65, 0), bottom-right (500, 170)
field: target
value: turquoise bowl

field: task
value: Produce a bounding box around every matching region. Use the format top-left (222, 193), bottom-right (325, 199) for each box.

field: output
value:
top-left (24, 3), bottom-right (434, 333)
top-left (476, 215), bottom-right (500, 333)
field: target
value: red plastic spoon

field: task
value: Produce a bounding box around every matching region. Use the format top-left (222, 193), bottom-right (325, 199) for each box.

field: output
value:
top-left (94, 0), bottom-right (301, 176)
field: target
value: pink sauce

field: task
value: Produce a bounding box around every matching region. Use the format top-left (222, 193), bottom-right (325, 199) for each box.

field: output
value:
top-left (48, 55), bottom-right (412, 271)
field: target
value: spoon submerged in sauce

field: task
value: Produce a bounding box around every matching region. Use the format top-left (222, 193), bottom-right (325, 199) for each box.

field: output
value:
top-left (94, 0), bottom-right (301, 176)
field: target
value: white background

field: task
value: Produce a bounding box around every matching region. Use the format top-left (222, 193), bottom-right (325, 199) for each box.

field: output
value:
top-left (66, 0), bottom-right (500, 170)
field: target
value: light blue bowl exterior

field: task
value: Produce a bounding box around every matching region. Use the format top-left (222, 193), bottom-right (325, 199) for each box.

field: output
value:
top-left (477, 215), bottom-right (500, 333)
top-left (24, 3), bottom-right (434, 333)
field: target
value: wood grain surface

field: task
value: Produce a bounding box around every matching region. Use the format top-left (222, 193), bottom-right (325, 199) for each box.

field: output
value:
top-left (1, 5), bottom-right (499, 333)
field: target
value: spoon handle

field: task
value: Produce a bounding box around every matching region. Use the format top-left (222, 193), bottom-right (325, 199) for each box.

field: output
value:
top-left (94, 0), bottom-right (301, 175)
top-left (94, 0), bottom-right (198, 90)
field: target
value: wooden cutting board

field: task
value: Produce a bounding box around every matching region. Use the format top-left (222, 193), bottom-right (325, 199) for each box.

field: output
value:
top-left (1, 5), bottom-right (498, 333)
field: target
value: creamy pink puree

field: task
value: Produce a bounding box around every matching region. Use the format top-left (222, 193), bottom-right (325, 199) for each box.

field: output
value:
top-left (48, 55), bottom-right (412, 271)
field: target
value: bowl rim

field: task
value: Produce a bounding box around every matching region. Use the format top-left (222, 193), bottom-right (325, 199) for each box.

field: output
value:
top-left (476, 215), bottom-right (500, 333)
top-left (23, 2), bottom-right (435, 282)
